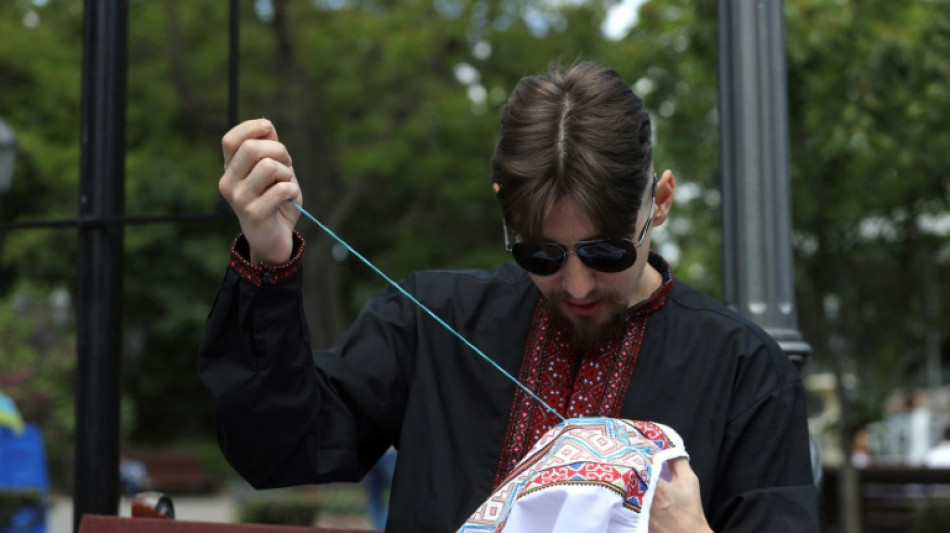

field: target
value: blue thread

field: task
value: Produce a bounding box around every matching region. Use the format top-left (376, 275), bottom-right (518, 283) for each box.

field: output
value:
top-left (291, 200), bottom-right (566, 422)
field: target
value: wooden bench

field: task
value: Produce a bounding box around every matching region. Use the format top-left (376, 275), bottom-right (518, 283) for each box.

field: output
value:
top-left (821, 465), bottom-right (950, 531)
top-left (78, 515), bottom-right (378, 533)
top-left (127, 450), bottom-right (215, 494)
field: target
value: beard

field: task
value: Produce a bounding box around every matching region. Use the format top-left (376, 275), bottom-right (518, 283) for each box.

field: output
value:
top-left (545, 289), bottom-right (630, 351)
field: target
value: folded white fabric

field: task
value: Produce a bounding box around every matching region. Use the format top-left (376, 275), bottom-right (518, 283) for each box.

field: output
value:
top-left (458, 417), bottom-right (688, 533)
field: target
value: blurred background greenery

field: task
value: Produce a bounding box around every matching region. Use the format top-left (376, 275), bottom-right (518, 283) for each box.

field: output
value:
top-left (0, 0), bottom-right (949, 527)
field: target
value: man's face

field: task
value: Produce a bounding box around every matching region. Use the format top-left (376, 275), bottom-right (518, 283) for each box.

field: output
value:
top-left (527, 195), bottom-right (656, 349)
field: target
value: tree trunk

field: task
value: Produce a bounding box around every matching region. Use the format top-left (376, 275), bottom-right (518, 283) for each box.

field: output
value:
top-left (833, 371), bottom-right (863, 533)
top-left (828, 280), bottom-right (862, 533)
top-left (268, 0), bottom-right (352, 347)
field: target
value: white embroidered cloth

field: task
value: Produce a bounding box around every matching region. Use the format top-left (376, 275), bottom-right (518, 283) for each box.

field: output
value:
top-left (457, 417), bottom-right (688, 533)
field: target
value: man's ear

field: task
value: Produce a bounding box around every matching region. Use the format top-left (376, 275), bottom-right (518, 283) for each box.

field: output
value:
top-left (652, 170), bottom-right (675, 226)
top-left (492, 183), bottom-right (500, 195)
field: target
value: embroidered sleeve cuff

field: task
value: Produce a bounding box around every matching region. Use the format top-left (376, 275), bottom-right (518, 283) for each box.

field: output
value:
top-left (229, 232), bottom-right (305, 287)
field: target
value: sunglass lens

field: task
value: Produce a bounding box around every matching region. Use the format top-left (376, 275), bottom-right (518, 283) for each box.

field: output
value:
top-left (576, 240), bottom-right (637, 273)
top-left (511, 242), bottom-right (565, 275)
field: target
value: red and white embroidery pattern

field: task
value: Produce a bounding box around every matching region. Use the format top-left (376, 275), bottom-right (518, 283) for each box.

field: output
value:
top-left (493, 275), bottom-right (671, 486)
top-left (459, 418), bottom-right (687, 533)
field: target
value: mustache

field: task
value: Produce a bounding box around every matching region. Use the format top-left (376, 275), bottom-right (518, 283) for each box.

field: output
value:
top-left (544, 288), bottom-right (629, 351)
top-left (545, 289), bottom-right (626, 308)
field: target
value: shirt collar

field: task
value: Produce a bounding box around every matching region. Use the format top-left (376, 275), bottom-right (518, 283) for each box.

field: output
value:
top-left (629, 251), bottom-right (674, 317)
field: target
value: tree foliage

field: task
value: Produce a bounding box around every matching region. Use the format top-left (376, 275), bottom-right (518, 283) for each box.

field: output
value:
top-left (785, 0), bottom-right (950, 425)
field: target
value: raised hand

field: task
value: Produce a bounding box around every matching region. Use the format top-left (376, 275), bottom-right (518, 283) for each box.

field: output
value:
top-left (219, 119), bottom-right (302, 264)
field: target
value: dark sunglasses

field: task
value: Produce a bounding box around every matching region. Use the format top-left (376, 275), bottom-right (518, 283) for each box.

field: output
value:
top-left (504, 173), bottom-right (657, 276)
top-left (508, 238), bottom-right (641, 275)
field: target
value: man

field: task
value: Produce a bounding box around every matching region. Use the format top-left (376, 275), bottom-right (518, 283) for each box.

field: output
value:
top-left (200, 61), bottom-right (818, 532)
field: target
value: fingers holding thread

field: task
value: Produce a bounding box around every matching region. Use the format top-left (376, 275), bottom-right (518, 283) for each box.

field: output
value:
top-left (221, 118), bottom-right (277, 169)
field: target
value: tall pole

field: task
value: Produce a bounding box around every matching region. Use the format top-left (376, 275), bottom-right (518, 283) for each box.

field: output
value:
top-left (717, 0), bottom-right (811, 367)
top-left (74, 0), bottom-right (128, 530)
top-left (229, 0), bottom-right (240, 129)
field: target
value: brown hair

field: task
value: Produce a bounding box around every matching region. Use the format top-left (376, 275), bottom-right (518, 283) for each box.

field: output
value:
top-left (491, 61), bottom-right (653, 241)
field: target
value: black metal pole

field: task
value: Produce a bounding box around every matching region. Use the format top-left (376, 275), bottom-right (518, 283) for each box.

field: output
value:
top-left (229, 0), bottom-right (240, 128)
top-left (217, 0), bottom-right (240, 217)
top-left (74, 0), bottom-right (128, 530)
top-left (717, 0), bottom-right (811, 367)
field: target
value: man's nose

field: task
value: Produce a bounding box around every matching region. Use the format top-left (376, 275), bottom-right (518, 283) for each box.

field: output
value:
top-left (560, 252), bottom-right (595, 299)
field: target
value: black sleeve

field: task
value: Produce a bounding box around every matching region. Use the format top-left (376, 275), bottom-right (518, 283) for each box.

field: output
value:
top-left (624, 282), bottom-right (820, 532)
top-left (197, 267), bottom-right (415, 489)
top-left (708, 343), bottom-right (820, 532)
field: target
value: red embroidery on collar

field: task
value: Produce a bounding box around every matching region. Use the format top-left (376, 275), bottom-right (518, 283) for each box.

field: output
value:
top-left (492, 260), bottom-right (672, 487)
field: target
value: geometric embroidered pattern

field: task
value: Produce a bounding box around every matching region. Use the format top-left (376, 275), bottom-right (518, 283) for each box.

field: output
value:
top-left (493, 262), bottom-right (673, 487)
top-left (459, 417), bottom-right (687, 533)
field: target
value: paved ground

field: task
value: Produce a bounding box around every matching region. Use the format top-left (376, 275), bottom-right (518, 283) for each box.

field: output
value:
top-left (48, 491), bottom-right (373, 531)
top-left (49, 493), bottom-right (236, 531)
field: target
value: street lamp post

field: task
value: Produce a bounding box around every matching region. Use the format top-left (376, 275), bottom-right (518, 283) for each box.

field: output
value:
top-left (717, 0), bottom-right (812, 367)
top-left (0, 117), bottom-right (15, 193)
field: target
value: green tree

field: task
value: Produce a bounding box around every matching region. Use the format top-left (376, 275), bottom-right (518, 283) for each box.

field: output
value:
top-left (0, 0), bottom-right (235, 447)
top-left (785, 3), bottom-right (950, 530)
